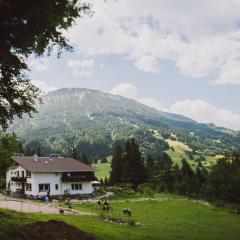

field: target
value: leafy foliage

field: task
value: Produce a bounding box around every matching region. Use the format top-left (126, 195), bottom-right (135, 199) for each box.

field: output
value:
top-left (0, 0), bottom-right (90, 129)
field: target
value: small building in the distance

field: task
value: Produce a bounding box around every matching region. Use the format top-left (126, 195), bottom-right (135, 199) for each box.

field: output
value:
top-left (6, 154), bottom-right (95, 197)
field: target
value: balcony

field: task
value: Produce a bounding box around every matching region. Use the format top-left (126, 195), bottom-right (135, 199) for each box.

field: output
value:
top-left (11, 176), bottom-right (27, 182)
top-left (62, 172), bottom-right (95, 182)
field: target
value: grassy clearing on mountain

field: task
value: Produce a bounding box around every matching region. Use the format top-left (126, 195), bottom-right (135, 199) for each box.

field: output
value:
top-left (93, 162), bottom-right (111, 179)
top-left (167, 140), bottom-right (192, 153)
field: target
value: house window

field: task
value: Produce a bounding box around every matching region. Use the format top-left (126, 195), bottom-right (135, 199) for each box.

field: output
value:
top-left (15, 171), bottom-right (19, 177)
top-left (55, 172), bottom-right (58, 176)
top-left (26, 171), bottom-right (31, 178)
top-left (55, 184), bottom-right (58, 190)
top-left (26, 183), bottom-right (32, 191)
top-left (38, 184), bottom-right (50, 192)
top-left (71, 183), bottom-right (82, 191)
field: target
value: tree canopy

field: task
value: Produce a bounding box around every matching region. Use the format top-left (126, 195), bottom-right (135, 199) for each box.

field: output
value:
top-left (0, 0), bottom-right (90, 129)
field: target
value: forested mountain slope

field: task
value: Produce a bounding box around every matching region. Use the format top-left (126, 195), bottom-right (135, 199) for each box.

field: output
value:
top-left (9, 88), bottom-right (240, 161)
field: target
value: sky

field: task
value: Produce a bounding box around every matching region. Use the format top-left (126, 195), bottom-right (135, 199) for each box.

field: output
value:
top-left (29, 0), bottom-right (240, 130)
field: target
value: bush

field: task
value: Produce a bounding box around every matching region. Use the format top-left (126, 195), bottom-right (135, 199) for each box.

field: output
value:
top-left (137, 183), bottom-right (155, 196)
top-left (121, 187), bottom-right (135, 195)
top-left (0, 177), bottom-right (6, 189)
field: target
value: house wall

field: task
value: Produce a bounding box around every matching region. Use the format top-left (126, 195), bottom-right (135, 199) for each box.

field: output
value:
top-left (62, 182), bottom-right (94, 195)
top-left (6, 166), bottom-right (94, 196)
top-left (6, 165), bottom-right (32, 193)
top-left (6, 168), bottom-right (94, 196)
top-left (31, 173), bottom-right (94, 196)
top-left (30, 172), bottom-right (61, 196)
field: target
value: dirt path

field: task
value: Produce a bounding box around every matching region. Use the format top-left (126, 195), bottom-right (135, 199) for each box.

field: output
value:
top-left (0, 194), bottom-right (95, 215)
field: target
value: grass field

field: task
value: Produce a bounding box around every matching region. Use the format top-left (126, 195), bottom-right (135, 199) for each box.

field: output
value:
top-left (71, 195), bottom-right (240, 240)
top-left (1, 194), bottom-right (240, 240)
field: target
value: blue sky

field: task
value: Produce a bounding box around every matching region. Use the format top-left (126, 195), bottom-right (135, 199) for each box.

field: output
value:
top-left (29, 0), bottom-right (240, 130)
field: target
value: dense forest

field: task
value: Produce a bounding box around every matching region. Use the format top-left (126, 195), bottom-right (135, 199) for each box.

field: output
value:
top-left (110, 138), bottom-right (240, 205)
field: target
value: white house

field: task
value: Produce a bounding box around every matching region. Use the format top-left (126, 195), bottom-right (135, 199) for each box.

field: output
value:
top-left (6, 154), bottom-right (95, 197)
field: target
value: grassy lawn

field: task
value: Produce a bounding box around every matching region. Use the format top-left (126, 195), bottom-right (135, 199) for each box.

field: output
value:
top-left (1, 194), bottom-right (240, 240)
top-left (70, 195), bottom-right (240, 240)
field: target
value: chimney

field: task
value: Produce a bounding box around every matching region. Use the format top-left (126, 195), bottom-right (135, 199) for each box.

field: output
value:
top-left (32, 154), bottom-right (38, 161)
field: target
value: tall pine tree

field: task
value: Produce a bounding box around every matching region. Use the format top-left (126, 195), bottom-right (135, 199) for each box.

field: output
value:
top-left (122, 138), bottom-right (146, 185)
top-left (80, 153), bottom-right (90, 165)
top-left (110, 145), bottom-right (123, 184)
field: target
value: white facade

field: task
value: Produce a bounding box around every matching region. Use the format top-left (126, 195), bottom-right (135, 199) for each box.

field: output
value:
top-left (6, 166), bottom-right (94, 197)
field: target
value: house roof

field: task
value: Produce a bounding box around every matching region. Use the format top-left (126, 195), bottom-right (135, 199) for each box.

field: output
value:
top-left (11, 156), bottom-right (94, 173)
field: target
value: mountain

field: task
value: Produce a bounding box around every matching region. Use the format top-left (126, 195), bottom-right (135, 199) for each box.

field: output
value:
top-left (9, 88), bottom-right (240, 161)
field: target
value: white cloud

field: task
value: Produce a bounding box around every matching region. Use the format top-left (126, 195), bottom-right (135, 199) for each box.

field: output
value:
top-left (138, 98), bottom-right (166, 111)
top-left (67, 59), bottom-right (95, 78)
top-left (133, 55), bottom-right (159, 73)
top-left (29, 58), bottom-right (50, 72)
top-left (110, 83), bottom-right (139, 99)
top-left (212, 55), bottom-right (240, 85)
top-left (66, 0), bottom-right (240, 84)
top-left (169, 99), bottom-right (240, 130)
top-left (32, 80), bottom-right (57, 93)
top-left (110, 83), bottom-right (166, 110)
top-left (110, 83), bottom-right (240, 130)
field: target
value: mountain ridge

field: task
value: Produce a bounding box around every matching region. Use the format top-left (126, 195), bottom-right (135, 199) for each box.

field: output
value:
top-left (9, 88), bottom-right (240, 160)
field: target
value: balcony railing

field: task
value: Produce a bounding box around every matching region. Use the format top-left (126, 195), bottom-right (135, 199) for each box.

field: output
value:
top-left (61, 175), bottom-right (95, 182)
top-left (11, 176), bottom-right (27, 182)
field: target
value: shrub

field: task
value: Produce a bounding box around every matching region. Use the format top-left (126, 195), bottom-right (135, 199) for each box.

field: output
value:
top-left (121, 187), bottom-right (135, 195)
top-left (0, 177), bottom-right (6, 190)
top-left (137, 183), bottom-right (155, 196)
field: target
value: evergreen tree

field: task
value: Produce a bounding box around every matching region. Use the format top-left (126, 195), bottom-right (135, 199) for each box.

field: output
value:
top-left (145, 155), bottom-right (155, 182)
top-left (205, 153), bottom-right (240, 203)
top-left (80, 153), bottom-right (90, 165)
top-left (18, 142), bottom-right (24, 154)
top-left (122, 138), bottom-right (146, 185)
top-left (104, 176), bottom-right (109, 186)
top-left (179, 159), bottom-right (195, 195)
top-left (37, 146), bottom-right (42, 157)
top-left (25, 146), bottom-right (33, 156)
top-left (154, 152), bottom-right (174, 191)
top-left (110, 145), bottom-right (123, 184)
top-left (71, 146), bottom-right (78, 160)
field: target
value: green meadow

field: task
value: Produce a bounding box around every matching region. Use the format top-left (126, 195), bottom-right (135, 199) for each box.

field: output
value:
top-left (1, 194), bottom-right (239, 240)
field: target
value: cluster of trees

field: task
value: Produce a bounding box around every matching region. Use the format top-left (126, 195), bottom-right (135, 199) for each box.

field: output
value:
top-left (110, 138), bottom-right (240, 205)
top-left (110, 138), bottom-right (146, 185)
top-left (71, 146), bottom-right (91, 165)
